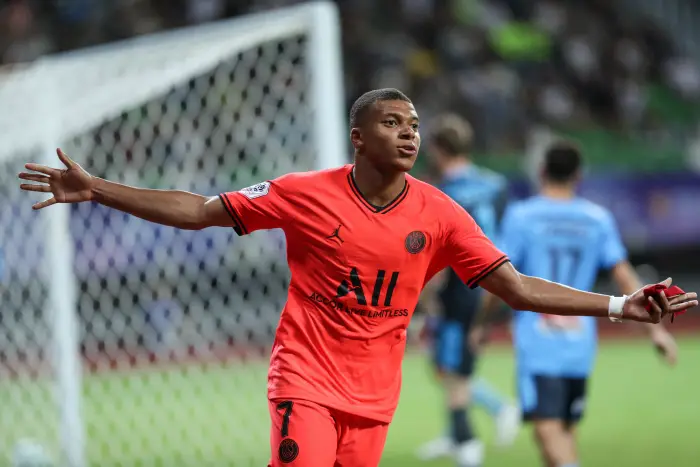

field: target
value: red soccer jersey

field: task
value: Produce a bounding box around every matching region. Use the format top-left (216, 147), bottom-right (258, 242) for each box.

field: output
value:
top-left (220, 165), bottom-right (508, 422)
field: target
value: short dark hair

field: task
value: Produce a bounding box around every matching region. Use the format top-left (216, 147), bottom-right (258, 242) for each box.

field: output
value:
top-left (430, 114), bottom-right (473, 157)
top-left (543, 141), bottom-right (582, 183)
top-left (349, 88), bottom-right (412, 128)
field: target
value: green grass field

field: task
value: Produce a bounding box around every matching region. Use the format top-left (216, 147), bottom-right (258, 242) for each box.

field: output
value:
top-left (2, 338), bottom-right (699, 466)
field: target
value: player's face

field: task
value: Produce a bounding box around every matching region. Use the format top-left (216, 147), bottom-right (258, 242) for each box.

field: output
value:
top-left (354, 100), bottom-right (421, 173)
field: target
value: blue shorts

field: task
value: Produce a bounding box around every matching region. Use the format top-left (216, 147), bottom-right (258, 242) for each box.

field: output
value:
top-left (517, 371), bottom-right (588, 425)
top-left (432, 320), bottom-right (476, 377)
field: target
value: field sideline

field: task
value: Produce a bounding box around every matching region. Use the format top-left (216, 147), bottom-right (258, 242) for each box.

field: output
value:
top-left (1, 338), bottom-right (698, 466)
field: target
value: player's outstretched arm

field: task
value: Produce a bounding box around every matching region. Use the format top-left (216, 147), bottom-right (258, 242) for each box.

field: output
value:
top-left (479, 262), bottom-right (698, 324)
top-left (18, 149), bottom-right (233, 230)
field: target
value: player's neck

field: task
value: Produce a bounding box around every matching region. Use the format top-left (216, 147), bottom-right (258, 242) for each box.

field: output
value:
top-left (540, 183), bottom-right (575, 200)
top-left (352, 160), bottom-right (407, 208)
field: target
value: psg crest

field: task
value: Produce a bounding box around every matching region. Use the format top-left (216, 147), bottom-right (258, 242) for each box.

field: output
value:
top-left (278, 438), bottom-right (299, 463)
top-left (405, 231), bottom-right (426, 254)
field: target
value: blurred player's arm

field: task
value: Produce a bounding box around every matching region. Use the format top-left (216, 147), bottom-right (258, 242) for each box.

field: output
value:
top-left (419, 269), bottom-right (447, 317)
top-left (416, 269), bottom-right (447, 344)
top-left (598, 209), bottom-right (678, 363)
top-left (470, 291), bottom-right (506, 349)
top-left (470, 198), bottom-right (514, 348)
top-left (610, 260), bottom-right (678, 364)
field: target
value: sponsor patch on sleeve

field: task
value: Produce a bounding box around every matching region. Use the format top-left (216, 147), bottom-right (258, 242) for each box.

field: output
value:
top-left (240, 181), bottom-right (270, 199)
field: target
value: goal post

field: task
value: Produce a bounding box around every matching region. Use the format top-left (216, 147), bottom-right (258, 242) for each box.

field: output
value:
top-left (0, 2), bottom-right (345, 466)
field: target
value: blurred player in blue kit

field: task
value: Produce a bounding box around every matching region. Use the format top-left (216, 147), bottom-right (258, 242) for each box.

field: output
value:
top-left (472, 141), bottom-right (679, 467)
top-left (417, 114), bottom-right (520, 467)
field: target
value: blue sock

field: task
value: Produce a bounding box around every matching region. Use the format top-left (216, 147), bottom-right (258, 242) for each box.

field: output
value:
top-left (472, 377), bottom-right (507, 417)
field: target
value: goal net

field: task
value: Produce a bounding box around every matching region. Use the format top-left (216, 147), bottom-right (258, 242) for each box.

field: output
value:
top-left (0, 3), bottom-right (345, 466)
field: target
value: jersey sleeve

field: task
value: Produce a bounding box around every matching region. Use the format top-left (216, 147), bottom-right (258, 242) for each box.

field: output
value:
top-left (497, 205), bottom-right (526, 269)
top-left (218, 175), bottom-right (294, 235)
top-left (599, 211), bottom-right (627, 269)
top-left (438, 198), bottom-right (510, 289)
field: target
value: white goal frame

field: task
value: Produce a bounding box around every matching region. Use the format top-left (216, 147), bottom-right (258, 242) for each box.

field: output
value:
top-left (0, 3), bottom-right (345, 465)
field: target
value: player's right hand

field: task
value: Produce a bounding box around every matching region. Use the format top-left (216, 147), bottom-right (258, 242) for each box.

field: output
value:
top-left (650, 327), bottom-right (678, 366)
top-left (623, 278), bottom-right (698, 323)
top-left (18, 148), bottom-right (94, 210)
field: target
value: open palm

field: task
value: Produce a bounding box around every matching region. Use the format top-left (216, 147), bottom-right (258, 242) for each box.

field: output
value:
top-left (18, 149), bottom-right (94, 210)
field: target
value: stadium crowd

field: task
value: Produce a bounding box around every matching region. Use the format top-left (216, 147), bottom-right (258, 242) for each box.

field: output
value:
top-left (2, 0), bottom-right (699, 155)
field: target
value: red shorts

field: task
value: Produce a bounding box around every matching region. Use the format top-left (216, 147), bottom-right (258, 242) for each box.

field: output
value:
top-left (267, 398), bottom-right (390, 467)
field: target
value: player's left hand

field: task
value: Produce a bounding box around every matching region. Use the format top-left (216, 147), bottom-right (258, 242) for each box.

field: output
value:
top-left (650, 328), bottom-right (678, 366)
top-left (623, 278), bottom-right (697, 323)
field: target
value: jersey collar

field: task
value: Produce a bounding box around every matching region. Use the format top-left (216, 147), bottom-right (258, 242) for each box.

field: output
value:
top-left (346, 166), bottom-right (410, 214)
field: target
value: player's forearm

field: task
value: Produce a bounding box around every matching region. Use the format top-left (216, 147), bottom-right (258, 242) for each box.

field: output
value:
top-left (91, 177), bottom-right (208, 230)
top-left (495, 273), bottom-right (613, 319)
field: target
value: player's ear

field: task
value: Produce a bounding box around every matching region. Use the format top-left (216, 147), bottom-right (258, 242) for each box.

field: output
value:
top-left (350, 128), bottom-right (364, 151)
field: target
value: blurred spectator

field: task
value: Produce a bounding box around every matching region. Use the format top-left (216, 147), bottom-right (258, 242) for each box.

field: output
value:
top-left (0, 0), bottom-right (51, 63)
top-left (0, 0), bottom-right (698, 155)
top-left (664, 56), bottom-right (700, 100)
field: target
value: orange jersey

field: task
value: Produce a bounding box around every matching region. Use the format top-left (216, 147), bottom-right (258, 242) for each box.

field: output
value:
top-left (220, 165), bottom-right (508, 422)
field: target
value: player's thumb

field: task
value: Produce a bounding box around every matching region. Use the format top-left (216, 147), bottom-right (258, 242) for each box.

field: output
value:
top-left (659, 277), bottom-right (672, 288)
top-left (56, 148), bottom-right (75, 168)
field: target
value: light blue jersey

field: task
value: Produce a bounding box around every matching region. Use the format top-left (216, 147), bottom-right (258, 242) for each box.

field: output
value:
top-left (437, 165), bottom-right (507, 323)
top-left (499, 195), bottom-right (627, 377)
top-left (439, 165), bottom-right (507, 239)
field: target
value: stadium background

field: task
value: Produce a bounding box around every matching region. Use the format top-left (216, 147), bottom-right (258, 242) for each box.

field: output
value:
top-left (1, 0), bottom-right (700, 466)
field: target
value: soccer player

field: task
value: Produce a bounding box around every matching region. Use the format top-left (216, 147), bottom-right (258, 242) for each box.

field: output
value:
top-left (417, 114), bottom-right (519, 466)
top-left (18, 89), bottom-right (695, 467)
top-left (471, 142), bottom-right (679, 467)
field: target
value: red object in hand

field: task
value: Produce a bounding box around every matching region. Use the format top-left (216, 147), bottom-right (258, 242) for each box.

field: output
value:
top-left (643, 284), bottom-right (686, 322)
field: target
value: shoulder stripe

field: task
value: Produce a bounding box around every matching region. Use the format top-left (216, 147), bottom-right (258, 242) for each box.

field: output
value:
top-left (466, 256), bottom-right (510, 289)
